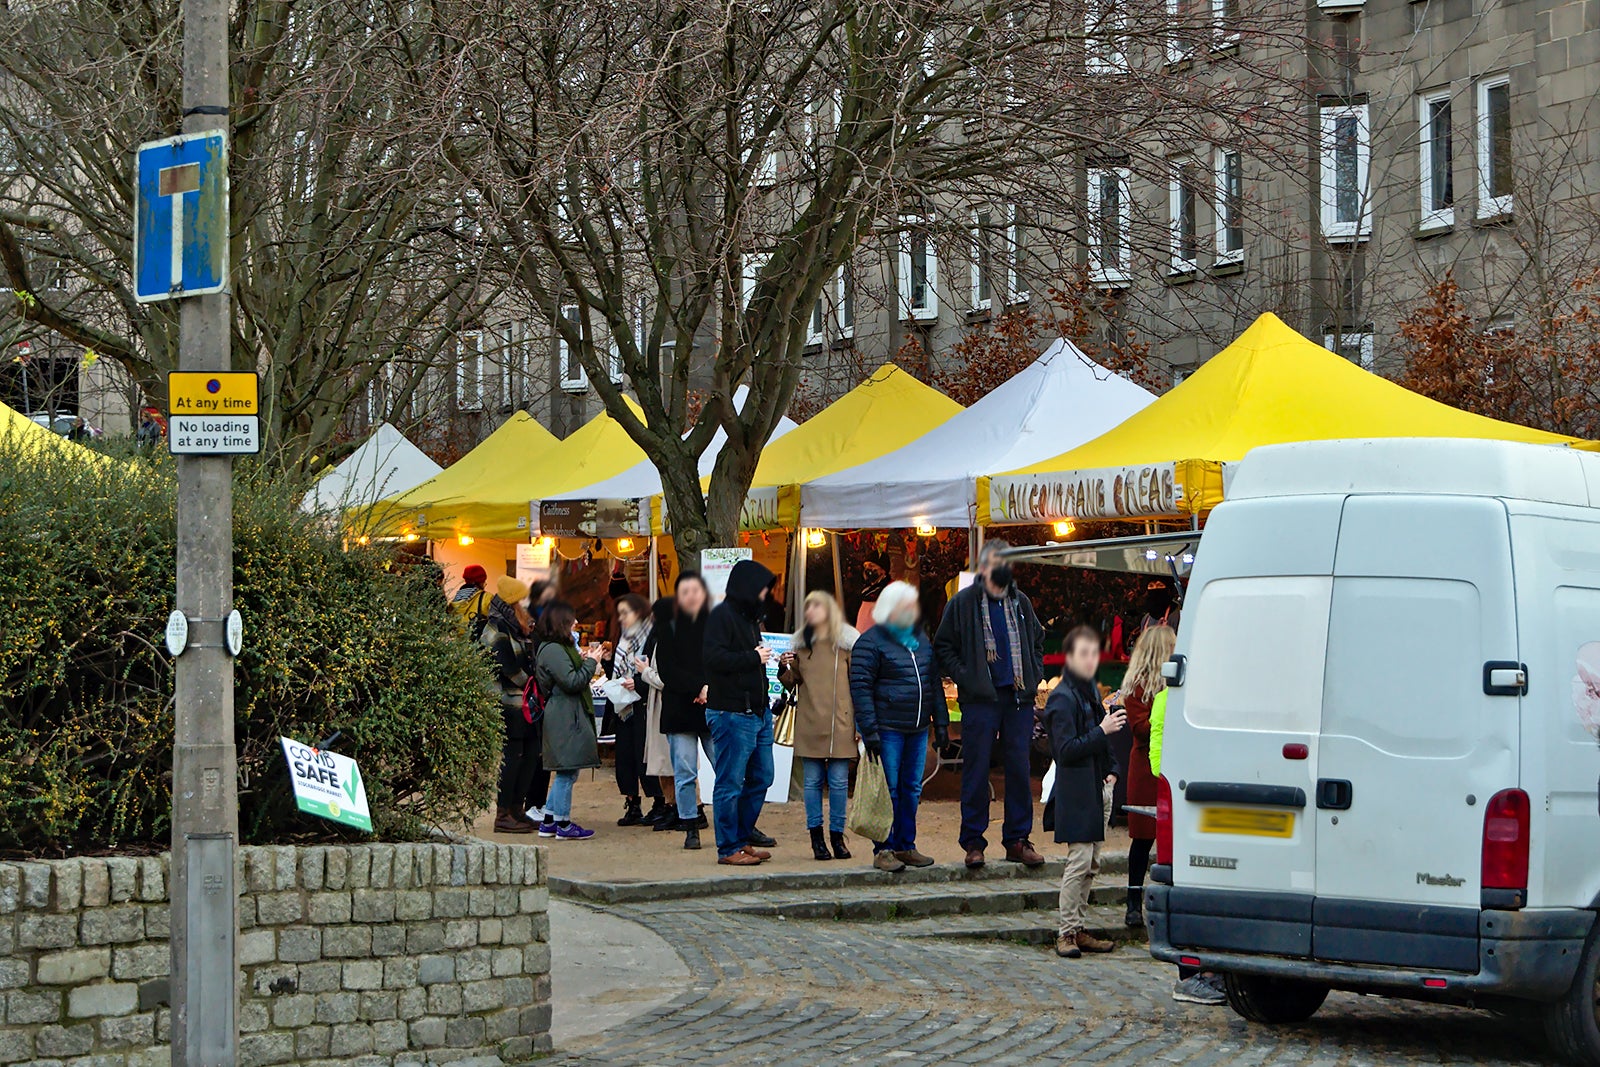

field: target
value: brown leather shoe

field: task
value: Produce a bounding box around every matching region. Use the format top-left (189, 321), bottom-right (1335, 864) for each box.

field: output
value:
top-left (894, 849), bottom-right (935, 868)
top-left (741, 845), bottom-right (772, 861)
top-left (493, 811), bottom-right (533, 835)
top-left (873, 851), bottom-right (907, 872)
top-left (964, 848), bottom-right (986, 869)
top-left (1075, 930), bottom-right (1116, 953)
top-left (1055, 935), bottom-right (1082, 959)
top-left (1004, 839), bottom-right (1046, 867)
top-left (718, 851), bottom-right (763, 866)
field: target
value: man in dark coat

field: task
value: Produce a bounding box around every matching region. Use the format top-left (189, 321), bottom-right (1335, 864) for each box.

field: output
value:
top-left (934, 539), bottom-right (1046, 869)
top-left (1044, 625), bottom-right (1125, 959)
top-left (702, 559), bottom-right (778, 866)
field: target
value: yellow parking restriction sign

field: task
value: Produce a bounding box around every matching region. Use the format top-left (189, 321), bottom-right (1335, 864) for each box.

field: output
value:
top-left (168, 371), bottom-right (259, 415)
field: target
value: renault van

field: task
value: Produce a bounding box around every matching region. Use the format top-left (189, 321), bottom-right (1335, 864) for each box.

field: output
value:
top-left (1147, 438), bottom-right (1600, 1065)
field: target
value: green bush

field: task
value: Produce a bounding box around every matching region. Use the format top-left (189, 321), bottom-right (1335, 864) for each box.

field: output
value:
top-left (0, 437), bottom-right (502, 855)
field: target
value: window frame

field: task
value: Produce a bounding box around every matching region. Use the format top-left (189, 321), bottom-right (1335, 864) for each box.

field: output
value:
top-left (1212, 0), bottom-right (1241, 48)
top-left (1166, 0), bottom-right (1197, 63)
top-left (1086, 0), bottom-right (1129, 74)
top-left (1214, 148), bottom-right (1245, 264)
top-left (1476, 75), bottom-right (1513, 219)
top-left (1418, 90), bottom-right (1455, 230)
top-left (557, 304), bottom-right (587, 393)
top-left (1086, 166), bottom-right (1133, 287)
top-left (1319, 103), bottom-right (1371, 243)
top-left (1324, 329), bottom-right (1375, 370)
top-left (898, 218), bottom-right (940, 321)
top-left (837, 262), bottom-right (855, 338)
top-left (1169, 158), bottom-right (1201, 275)
top-left (971, 210), bottom-right (993, 311)
top-left (1006, 211), bottom-right (1029, 303)
top-left (455, 329), bottom-right (485, 411)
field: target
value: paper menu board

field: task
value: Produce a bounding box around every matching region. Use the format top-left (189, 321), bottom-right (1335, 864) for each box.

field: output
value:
top-left (700, 547), bottom-right (753, 600)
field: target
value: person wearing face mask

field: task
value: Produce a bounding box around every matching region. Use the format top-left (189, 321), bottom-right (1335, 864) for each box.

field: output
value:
top-left (481, 576), bottom-right (540, 835)
top-left (850, 581), bottom-right (947, 872)
top-left (934, 539), bottom-right (1047, 870)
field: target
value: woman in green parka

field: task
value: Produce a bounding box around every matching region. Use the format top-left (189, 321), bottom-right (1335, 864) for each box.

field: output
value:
top-left (533, 601), bottom-right (600, 841)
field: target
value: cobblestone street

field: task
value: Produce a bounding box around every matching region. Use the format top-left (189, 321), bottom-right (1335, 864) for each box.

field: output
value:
top-left (550, 884), bottom-right (1562, 1067)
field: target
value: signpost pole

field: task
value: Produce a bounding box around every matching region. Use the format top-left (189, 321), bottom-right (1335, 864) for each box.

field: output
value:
top-left (170, 0), bottom-right (237, 1061)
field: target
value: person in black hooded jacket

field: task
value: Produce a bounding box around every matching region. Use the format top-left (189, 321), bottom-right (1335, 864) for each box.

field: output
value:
top-left (702, 558), bottom-right (778, 865)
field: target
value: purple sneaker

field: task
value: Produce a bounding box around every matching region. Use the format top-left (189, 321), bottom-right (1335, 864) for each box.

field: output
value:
top-left (554, 822), bottom-right (594, 841)
top-left (537, 819), bottom-right (558, 838)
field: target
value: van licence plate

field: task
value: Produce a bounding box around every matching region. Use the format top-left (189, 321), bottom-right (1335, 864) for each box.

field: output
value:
top-left (1199, 807), bottom-right (1295, 837)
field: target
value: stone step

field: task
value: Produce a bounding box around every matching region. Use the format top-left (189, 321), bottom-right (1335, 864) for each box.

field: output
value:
top-left (552, 849), bottom-right (1129, 904)
top-left (713, 876), bottom-right (1130, 922)
top-left (895, 904), bottom-right (1150, 947)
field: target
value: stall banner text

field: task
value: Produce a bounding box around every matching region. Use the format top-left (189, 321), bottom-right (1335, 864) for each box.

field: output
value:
top-left (988, 462), bottom-right (1182, 522)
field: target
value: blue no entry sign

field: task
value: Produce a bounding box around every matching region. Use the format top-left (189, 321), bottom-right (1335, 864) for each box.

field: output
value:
top-left (133, 131), bottom-right (229, 303)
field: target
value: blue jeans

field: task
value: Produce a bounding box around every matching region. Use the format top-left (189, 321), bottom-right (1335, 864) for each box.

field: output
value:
top-left (803, 757), bottom-right (851, 833)
top-left (544, 770), bottom-right (579, 822)
top-left (706, 709), bottom-right (774, 859)
top-left (876, 728), bottom-right (928, 853)
top-left (668, 733), bottom-right (715, 821)
top-left (959, 688), bottom-right (1036, 851)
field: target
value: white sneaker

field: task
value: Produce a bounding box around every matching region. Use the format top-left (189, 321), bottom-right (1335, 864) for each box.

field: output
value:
top-left (525, 806), bottom-right (545, 822)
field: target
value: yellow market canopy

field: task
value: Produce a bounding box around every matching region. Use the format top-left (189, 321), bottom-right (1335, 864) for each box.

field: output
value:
top-left (526, 395), bottom-right (650, 501)
top-left (655, 364), bottom-right (963, 531)
top-left (0, 401), bottom-right (108, 464)
top-left (364, 411), bottom-right (559, 542)
top-left (978, 313), bottom-right (1578, 525)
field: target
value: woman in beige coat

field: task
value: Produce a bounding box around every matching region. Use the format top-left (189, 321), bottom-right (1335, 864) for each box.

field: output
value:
top-left (779, 591), bottom-right (860, 862)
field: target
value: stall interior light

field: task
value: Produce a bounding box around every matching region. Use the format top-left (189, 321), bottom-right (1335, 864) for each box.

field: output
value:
top-left (1144, 549), bottom-right (1159, 561)
top-left (1182, 553), bottom-right (1195, 565)
top-left (915, 523), bottom-right (936, 537)
top-left (1052, 520), bottom-right (1075, 537)
top-left (403, 532), bottom-right (419, 543)
top-left (616, 537), bottom-right (634, 553)
top-left (541, 536), bottom-right (555, 548)
top-left (805, 529), bottom-right (827, 549)
top-left (356, 535), bottom-right (370, 546)
top-left (457, 534), bottom-right (474, 546)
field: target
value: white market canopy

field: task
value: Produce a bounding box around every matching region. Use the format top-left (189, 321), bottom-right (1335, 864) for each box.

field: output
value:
top-left (301, 423), bottom-right (443, 515)
top-left (799, 340), bottom-right (1156, 529)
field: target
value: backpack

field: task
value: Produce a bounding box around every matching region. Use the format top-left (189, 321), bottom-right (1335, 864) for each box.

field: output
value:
top-left (464, 591), bottom-right (490, 642)
top-left (521, 672), bottom-right (547, 726)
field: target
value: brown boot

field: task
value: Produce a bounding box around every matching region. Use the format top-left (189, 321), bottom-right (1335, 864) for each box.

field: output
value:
top-left (894, 849), bottom-right (935, 868)
top-left (1004, 839), bottom-right (1046, 867)
top-left (493, 808), bottom-right (532, 835)
top-left (964, 848), bottom-right (986, 869)
top-left (1075, 930), bottom-right (1116, 953)
top-left (718, 850), bottom-right (763, 866)
top-left (1055, 935), bottom-right (1082, 959)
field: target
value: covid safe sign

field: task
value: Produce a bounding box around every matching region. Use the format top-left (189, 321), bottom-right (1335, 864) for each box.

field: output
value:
top-left (279, 737), bottom-right (372, 831)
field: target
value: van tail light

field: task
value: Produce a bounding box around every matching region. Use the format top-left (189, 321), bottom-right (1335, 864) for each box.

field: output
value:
top-left (1156, 775), bottom-right (1174, 866)
top-left (1481, 788), bottom-right (1530, 891)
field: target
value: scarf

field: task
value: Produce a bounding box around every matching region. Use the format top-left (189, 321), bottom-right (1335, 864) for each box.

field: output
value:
top-left (563, 642), bottom-right (596, 716)
top-left (615, 618), bottom-right (652, 680)
top-left (883, 621), bottom-right (920, 651)
top-left (981, 586), bottom-right (1027, 686)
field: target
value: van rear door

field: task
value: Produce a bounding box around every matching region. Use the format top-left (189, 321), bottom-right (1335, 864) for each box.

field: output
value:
top-left (1313, 495), bottom-right (1521, 972)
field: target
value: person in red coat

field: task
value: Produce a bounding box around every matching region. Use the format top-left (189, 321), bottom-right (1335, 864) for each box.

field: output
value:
top-left (1120, 624), bottom-right (1176, 929)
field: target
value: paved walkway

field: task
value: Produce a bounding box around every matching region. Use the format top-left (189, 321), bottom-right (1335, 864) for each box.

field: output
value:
top-left (546, 876), bottom-right (1559, 1066)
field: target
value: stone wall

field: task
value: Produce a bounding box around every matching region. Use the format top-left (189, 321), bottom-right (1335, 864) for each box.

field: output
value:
top-left (0, 841), bottom-right (550, 1067)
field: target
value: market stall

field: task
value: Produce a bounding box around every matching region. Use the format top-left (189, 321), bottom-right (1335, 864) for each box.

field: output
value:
top-left (977, 312), bottom-right (1578, 527)
top-left (801, 341), bottom-right (1154, 530)
top-left (301, 423), bottom-right (442, 516)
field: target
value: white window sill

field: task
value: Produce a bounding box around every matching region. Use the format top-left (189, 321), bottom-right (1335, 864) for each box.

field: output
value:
top-left (1167, 263), bottom-right (1199, 281)
top-left (559, 382), bottom-right (589, 394)
top-left (1417, 213), bottom-right (1454, 237)
top-left (1322, 230), bottom-right (1369, 245)
top-left (1477, 199), bottom-right (1514, 222)
top-left (1089, 271), bottom-right (1132, 290)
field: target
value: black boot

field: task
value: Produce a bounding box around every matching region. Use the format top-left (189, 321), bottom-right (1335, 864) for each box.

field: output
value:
top-left (690, 805), bottom-right (709, 830)
top-left (653, 811), bottom-right (681, 832)
top-left (642, 797), bottom-right (671, 827)
top-left (683, 826), bottom-right (701, 850)
top-left (1125, 887), bottom-right (1145, 928)
top-left (748, 827), bottom-right (776, 848)
top-left (830, 831), bottom-right (852, 860)
top-left (810, 826), bottom-right (832, 861)
top-left (617, 797), bottom-right (644, 827)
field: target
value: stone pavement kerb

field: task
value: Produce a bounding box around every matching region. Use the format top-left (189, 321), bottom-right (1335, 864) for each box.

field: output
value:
top-left (548, 901), bottom-right (689, 1048)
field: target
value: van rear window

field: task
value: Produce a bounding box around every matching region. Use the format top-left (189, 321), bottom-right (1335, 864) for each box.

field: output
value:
top-left (1183, 576), bottom-right (1332, 734)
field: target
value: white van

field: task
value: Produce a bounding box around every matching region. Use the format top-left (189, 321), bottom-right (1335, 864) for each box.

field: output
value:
top-left (1148, 438), bottom-right (1600, 1064)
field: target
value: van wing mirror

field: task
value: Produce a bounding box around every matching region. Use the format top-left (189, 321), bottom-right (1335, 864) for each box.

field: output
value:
top-left (1161, 654), bottom-right (1186, 687)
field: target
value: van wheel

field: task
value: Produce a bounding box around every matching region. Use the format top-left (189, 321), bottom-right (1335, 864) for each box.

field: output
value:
top-left (1543, 924), bottom-right (1600, 1067)
top-left (1223, 973), bottom-right (1329, 1024)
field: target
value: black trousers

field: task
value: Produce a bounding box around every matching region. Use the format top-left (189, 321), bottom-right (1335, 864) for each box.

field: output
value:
top-left (499, 728), bottom-right (551, 811)
top-left (613, 708), bottom-right (663, 799)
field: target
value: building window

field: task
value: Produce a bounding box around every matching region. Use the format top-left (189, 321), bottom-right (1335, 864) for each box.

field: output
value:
top-left (499, 321), bottom-right (527, 408)
top-left (838, 262), bottom-right (855, 337)
top-left (1213, 0), bottom-right (1240, 47)
top-left (455, 330), bottom-right (484, 411)
top-left (1167, 0), bottom-right (1197, 63)
top-left (1087, 167), bottom-right (1132, 286)
top-left (1418, 91), bottom-right (1454, 229)
top-left (807, 290), bottom-right (825, 345)
top-left (971, 211), bottom-right (993, 310)
top-left (741, 252), bottom-right (769, 315)
top-left (1319, 103), bottom-right (1370, 243)
top-left (742, 97), bottom-right (777, 187)
top-left (898, 220), bottom-right (939, 320)
top-left (1086, 0), bottom-right (1128, 73)
top-left (1477, 76), bottom-right (1512, 218)
top-left (1325, 329), bottom-right (1374, 369)
top-left (1215, 148), bottom-right (1244, 263)
top-left (1169, 159), bottom-right (1200, 274)
top-left (1006, 212), bottom-right (1029, 302)
top-left (558, 304), bottom-right (587, 393)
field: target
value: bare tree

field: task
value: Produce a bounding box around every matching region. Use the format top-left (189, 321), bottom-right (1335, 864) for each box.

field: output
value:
top-left (421, 0), bottom-right (1307, 568)
top-left (0, 0), bottom-right (490, 463)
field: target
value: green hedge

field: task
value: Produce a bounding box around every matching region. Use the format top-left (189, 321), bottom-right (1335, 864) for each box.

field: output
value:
top-left (0, 439), bottom-right (502, 855)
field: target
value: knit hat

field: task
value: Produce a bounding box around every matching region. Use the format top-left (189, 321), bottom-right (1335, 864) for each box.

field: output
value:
top-left (871, 580), bottom-right (920, 627)
top-left (496, 576), bottom-right (530, 604)
top-left (462, 564), bottom-right (488, 588)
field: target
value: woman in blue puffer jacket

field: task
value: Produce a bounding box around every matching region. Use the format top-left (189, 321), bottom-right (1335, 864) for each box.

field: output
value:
top-left (849, 581), bottom-right (948, 872)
